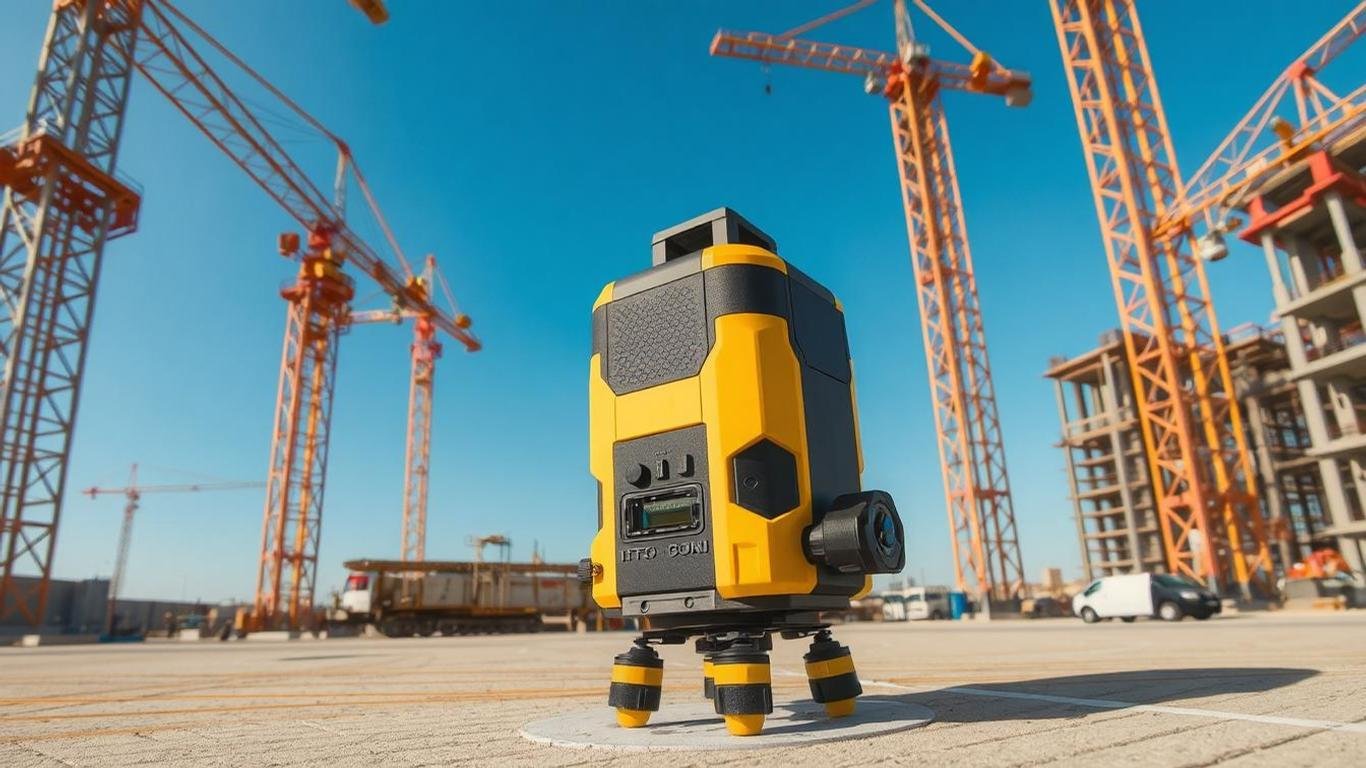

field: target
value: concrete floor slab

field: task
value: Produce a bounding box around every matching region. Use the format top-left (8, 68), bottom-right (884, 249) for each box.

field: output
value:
top-left (0, 612), bottom-right (1362, 766)
top-left (521, 699), bottom-right (933, 751)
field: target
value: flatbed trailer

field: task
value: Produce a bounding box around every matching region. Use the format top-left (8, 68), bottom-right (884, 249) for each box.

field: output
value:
top-left (334, 559), bottom-right (591, 636)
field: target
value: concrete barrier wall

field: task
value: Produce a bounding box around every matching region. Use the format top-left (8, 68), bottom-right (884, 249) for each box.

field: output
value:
top-left (1, 575), bottom-right (243, 636)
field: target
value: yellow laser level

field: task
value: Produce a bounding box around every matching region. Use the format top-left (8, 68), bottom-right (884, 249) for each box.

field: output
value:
top-left (578, 209), bottom-right (905, 736)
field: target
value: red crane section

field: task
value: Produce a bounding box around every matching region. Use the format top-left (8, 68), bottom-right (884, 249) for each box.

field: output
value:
top-left (1179, 2), bottom-right (1366, 236)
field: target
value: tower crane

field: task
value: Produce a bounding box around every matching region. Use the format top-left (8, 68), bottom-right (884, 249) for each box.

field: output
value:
top-left (0, 0), bottom-right (480, 630)
top-left (348, 254), bottom-right (468, 562)
top-left (711, 0), bottom-right (1031, 604)
top-left (83, 464), bottom-right (263, 635)
top-left (0, 0), bottom-right (143, 626)
top-left (1048, 0), bottom-right (1363, 596)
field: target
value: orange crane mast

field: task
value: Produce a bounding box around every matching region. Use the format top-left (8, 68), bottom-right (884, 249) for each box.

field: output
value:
top-left (129, 0), bottom-right (480, 631)
top-left (712, 0), bottom-right (1031, 603)
top-left (83, 464), bottom-right (264, 635)
top-left (0, 0), bottom-right (144, 627)
top-left (1, 0), bottom-right (480, 631)
top-left (1048, 0), bottom-right (1363, 596)
top-left (1049, 0), bottom-right (1266, 597)
top-left (349, 254), bottom-right (470, 562)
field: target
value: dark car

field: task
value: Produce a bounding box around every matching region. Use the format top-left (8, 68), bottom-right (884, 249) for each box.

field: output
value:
top-left (1150, 574), bottom-right (1222, 621)
top-left (1073, 573), bottom-right (1222, 623)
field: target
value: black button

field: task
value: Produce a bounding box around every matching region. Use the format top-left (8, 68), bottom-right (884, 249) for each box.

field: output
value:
top-left (680, 454), bottom-right (696, 477)
top-left (626, 463), bottom-right (650, 488)
top-left (731, 439), bottom-right (799, 519)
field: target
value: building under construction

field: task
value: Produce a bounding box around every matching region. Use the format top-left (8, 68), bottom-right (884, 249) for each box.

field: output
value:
top-left (1048, 325), bottom-right (1332, 583)
top-left (1049, 123), bottom-right (1366, 584)
top-left (1237, 125), bottom-right (1366, 576)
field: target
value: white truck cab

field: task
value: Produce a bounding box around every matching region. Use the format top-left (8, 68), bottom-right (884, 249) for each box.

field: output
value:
top-left (339, 572), bottom-right (372, 616)
top-left (881, 586), bottom-right (951, 621)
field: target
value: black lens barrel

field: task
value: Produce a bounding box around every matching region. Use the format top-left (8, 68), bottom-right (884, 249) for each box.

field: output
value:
top-left (805, 490), bottom-right (905, 574)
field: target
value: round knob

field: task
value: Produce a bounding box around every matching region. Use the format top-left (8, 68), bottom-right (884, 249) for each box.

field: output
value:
top-left (625, 463), bottom-right (650, 488)
top-left (576, 558), bottom-right (596, 584)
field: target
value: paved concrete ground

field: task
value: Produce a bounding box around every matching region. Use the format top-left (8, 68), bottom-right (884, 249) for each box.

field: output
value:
top-left (1, 612), bottom-right (1363, 767)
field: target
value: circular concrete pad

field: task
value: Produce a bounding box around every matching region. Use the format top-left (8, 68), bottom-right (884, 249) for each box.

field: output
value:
top-left (521, 699), bottom-right (933, 752)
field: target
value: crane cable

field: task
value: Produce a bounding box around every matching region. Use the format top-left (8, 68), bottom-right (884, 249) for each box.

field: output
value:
top-left (148, 0), bottom-right (416, 281)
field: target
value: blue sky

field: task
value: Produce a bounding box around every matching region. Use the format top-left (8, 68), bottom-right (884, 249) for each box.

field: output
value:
top-left (0, 1), bottom-right (1355, 603)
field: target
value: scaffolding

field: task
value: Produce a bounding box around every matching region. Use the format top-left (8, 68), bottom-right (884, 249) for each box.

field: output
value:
top-left (1239, 126), bottom-right (1366, 575)
top-left (1047, 333), bottom-right (1162, 580)
top-left (1227, 326), bottom-right (1330, 569)
top-left (1049, 326), bottom-right (1330, 583)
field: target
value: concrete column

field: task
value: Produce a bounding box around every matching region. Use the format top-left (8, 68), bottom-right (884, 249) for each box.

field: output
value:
top-left (1284, 236), bottom-right (1336, 357)
top-left (1323, 192), bottom-right (1366, 326)
top-left (1325, 379), bottom-right (1359, 437)
top-left (1070, 377), bottom-right (1087, 425)
top-left (1278, 311), bottom-right (1311, 369)
top-left (1263, 234), bottom-right (1295, 305)
top-left (1243, 393), bottom-right (1293, 569)
top-left (1326, 192), bottom-right (1362, 272)
top-left (1319, 456), bottom-right (1358, 531)
top-left (1102, 352), bottom-right (1144, 571)
top-left (1055, 377), bottom-right (1093, 582)
top-left (1340, 536), bottom-right (1366, 578)
top-left (1296, 379), bottom-right (1332, 446)
top-left (1267, 237), bottom-right (1313, 373)
top-left (1347, 459), bottom-right (1366, 523)
top-left (1299, 373), bottom-right (1357, 539)
top-left (1097, 352), bottom-right (1119, 414)
top-left (1286, 233), bottom-right (1321, 295)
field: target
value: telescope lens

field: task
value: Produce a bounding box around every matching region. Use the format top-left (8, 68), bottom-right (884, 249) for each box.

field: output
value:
top-left (875, 506), bottom-right (899, 557)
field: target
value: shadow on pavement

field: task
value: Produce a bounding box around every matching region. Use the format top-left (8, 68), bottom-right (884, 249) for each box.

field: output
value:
top-left (862, 667), bottom-right (1318, 723)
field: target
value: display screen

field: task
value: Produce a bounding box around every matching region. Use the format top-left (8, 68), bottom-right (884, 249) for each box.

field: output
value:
top-left (641, 497), bottom-right (695, 529)
top-left (624, 486), bottom-right (701, 537)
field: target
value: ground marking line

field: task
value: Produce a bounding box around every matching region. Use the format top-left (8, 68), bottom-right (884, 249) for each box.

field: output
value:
top-left (796, 670), bottom-right (1366, 735)
top-left (943, 686), bottom-right (1366, 734)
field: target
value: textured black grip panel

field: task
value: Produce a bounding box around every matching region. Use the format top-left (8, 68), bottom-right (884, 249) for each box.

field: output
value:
top-left (606, 273), bottom-right (707, 394)
top-left (608, 682), bottom-right (662, 711)
top-left (713, 684), bottom-right (774, 715)
top-left (808, 671), bottom-right (862, 703)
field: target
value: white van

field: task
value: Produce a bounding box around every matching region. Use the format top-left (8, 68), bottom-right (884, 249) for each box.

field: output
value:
top-left (1072, 573), bottom-right (1221, 623)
